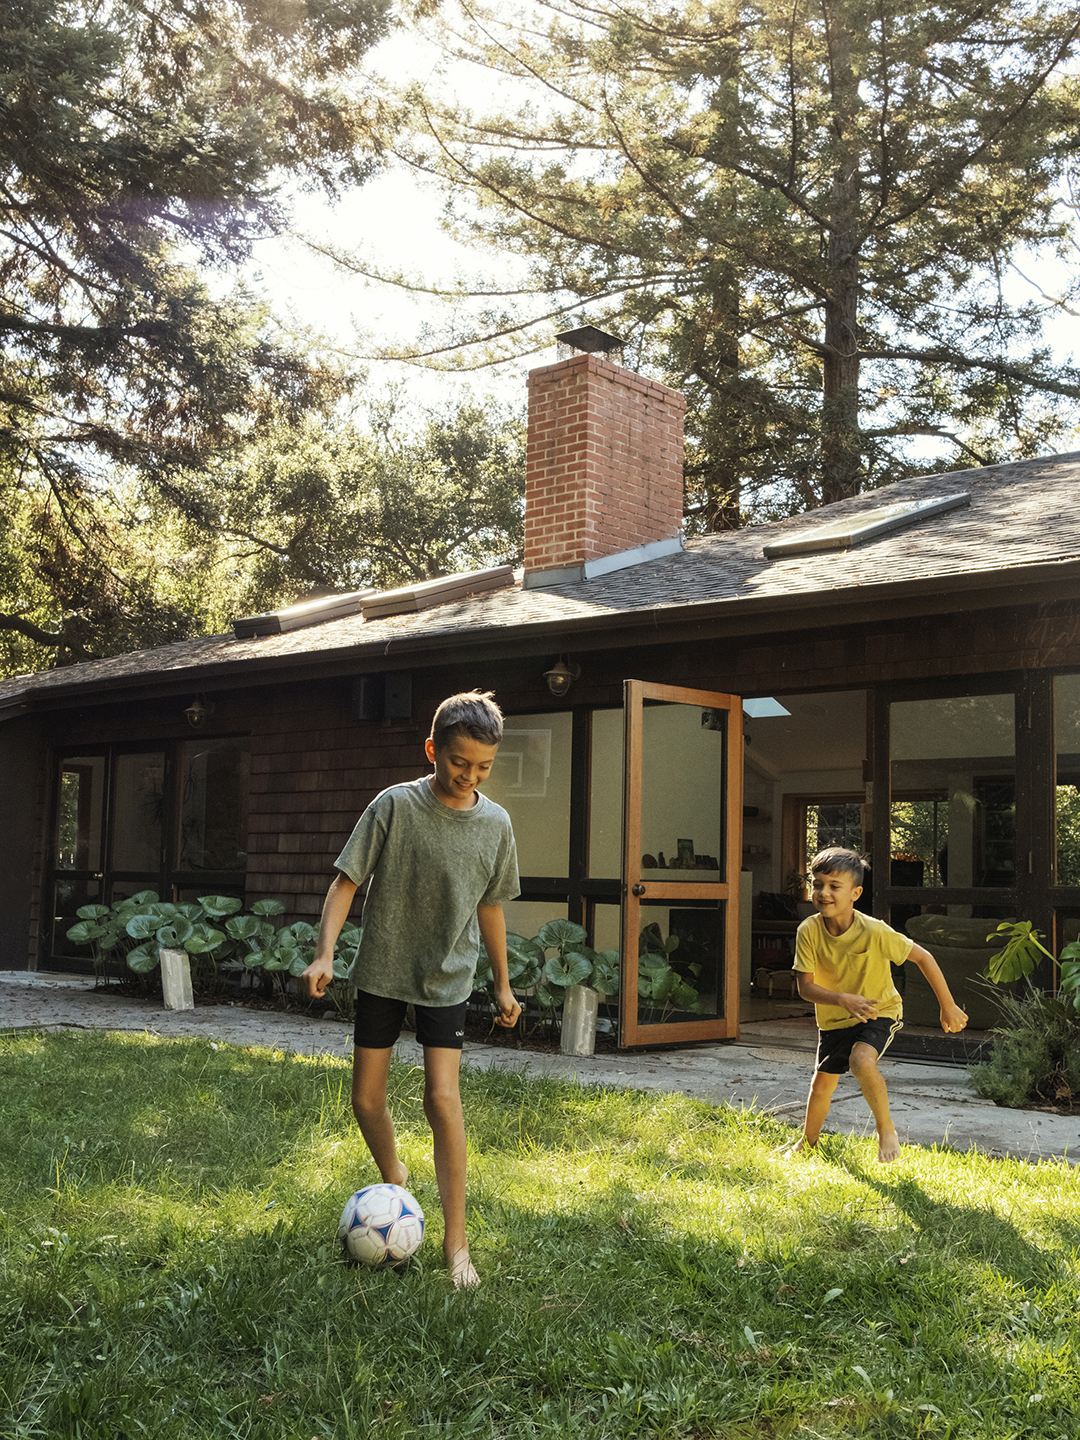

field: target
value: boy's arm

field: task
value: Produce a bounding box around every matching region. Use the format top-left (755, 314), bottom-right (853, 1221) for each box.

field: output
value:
top-left (301, 871), bottom-right (359, 999)
top-left (795, 971), bottom-right (880, 1020)
top-left (907, 942), bottom-right (969, 1033)
top-left (477, 903), bottom-right (522, 1029)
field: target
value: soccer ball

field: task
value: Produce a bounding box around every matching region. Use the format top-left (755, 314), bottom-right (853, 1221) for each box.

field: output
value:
top-left (338, 1183), bottom-right (425, 1267)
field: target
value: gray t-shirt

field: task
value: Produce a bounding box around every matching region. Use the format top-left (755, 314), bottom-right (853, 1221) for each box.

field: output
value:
top-left (334, 776), bottom-right (519, 1006)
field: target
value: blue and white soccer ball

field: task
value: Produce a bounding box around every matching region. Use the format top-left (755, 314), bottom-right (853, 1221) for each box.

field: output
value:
top-left (338, 1183), bottom-right (425, 1267)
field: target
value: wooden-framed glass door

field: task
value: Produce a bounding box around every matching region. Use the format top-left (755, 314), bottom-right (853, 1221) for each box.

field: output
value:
top-left (618, 680), bottom-right (743, 1047)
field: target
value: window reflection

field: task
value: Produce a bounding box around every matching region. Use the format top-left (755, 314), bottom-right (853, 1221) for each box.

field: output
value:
top-left (636, 900), bottom-right (723, 1024)
top-left (56, 757), bottom-right (104, 870)
top-left (639, 704), bottom-right (725, 881)
top-left (890, 695), bottom-right (1015, 894)
top-left (1055, 675), bottom-right (1080, 886)
top-left (178, 738), bottom-right (251, 871)
top-left (483, 714), bottom-right (572, 877)
top-left (588, 709), bottom-right (623, 878)
top-left (109, 753), bottom-right (165, 873)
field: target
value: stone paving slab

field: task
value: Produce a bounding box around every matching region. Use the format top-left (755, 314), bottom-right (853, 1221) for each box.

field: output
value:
top-left (3, 971), bottom-right (1077, 1165)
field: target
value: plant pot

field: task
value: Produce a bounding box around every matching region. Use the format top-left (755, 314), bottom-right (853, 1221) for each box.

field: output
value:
top-left (159, 947), bottom-right (195, 1011)
top-left (561, 984), bottom-right (599, 1056)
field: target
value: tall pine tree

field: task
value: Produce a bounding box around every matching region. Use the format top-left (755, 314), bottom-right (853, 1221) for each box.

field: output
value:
top-left (376, 0), bottom-right (1080, 522)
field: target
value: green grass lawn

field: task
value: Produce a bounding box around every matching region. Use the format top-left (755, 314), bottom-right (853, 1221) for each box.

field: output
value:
top-left (0, 1029), bottom-right (1077, 1439)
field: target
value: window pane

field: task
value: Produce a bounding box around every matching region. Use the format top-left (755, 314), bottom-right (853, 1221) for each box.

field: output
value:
top-left (52, 877), bottom-right (102, 958)
top-left (588, 709), bottom-right (623, 879)
top-left (501, 899), bottom-right (571, 943)
top-left (483, 714), bottom-right (572, 877)
top-left (592, 899), bottom-right (725, 1027)
top-left (178, 737), bottom-right (251, 872)
top-left (889, 800), bottom-right (948, 887)
top-left (805, 803), bottom-right (863, 863)
top-left (1055, 675), bottom-right (1080, 885)
top-left (637, 899), bottom-right (723, 1024)
top-left (890, 695), bottom-right (1015, 890)
top-left (640, 703), bottom-right (724, 882)
top-left (110, 752), bottom-right (165, 873)
top-left (56, 756), bottom-right (104, 870)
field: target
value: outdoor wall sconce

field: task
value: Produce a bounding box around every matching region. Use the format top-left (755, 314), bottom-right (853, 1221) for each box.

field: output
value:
top-left (543, 657), bottom-right (581, 697)
top-left (184, 697), bottom-right (215, 729)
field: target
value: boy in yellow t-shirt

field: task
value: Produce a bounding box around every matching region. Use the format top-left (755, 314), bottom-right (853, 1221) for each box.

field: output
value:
top-left (789, 848), bottom-right (968, 1163)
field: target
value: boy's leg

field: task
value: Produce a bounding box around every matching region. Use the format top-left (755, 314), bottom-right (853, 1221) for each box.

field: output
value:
top-left (351, 1046), bottom-right (409, 1187)
top-left (798, 1067), bottom-right (841, 1150)
top-left (421, 1045), bottom-right (478, 1288)
top-left (848, 1040), bottom-right (900, 1163)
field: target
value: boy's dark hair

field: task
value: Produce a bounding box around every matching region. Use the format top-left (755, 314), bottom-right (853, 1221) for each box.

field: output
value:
top-left (430, 690), bottom-right (504, 749)
top-left (810, 847), bottom-right (868, 886)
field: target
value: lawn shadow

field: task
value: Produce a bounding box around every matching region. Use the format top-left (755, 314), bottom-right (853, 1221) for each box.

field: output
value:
top-left (852, 1166), bottom-right (1068, 1290)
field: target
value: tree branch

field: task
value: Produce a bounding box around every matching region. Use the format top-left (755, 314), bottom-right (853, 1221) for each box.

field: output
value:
top-left (0, 613), bottom-right (63, 646)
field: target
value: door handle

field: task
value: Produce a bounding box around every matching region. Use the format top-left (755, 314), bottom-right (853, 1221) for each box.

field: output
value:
top-left (631, 883), bottom-right (646, 897)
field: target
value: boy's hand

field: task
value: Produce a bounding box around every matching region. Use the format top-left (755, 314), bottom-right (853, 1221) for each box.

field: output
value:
top-left (840, 992), bottom-right (879, 1021)
top-left (301, 955), bottom-right (335, 1000)
top-left (940, 1001), bottom-right (968, 1033)
top-left (492, 983), bottom-right (522, 1029)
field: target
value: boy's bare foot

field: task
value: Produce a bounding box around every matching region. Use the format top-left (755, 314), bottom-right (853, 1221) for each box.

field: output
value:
top-left (382, 1161), bottom-right (409, 1188)
top-left (877, 1128), bottom-right (900, 1164)
top-left (776, 1134), bottom-right (818, 1156)
top-left (446, 1246), bottom-right (480, 1289)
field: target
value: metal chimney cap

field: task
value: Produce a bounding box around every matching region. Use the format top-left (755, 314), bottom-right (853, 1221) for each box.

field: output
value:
top-left (555, 325), bottom-right (626, 365)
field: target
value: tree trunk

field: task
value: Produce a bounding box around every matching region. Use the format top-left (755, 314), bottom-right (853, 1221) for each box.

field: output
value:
top-left (704, 7), bottom-right (743, 531)
top-left (820, 3), bottom-right (863, 506)
top-left (704, 273), bottom-right (742, 531)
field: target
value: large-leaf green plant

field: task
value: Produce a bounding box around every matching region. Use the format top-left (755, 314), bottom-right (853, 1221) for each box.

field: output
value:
top-left (65, 891), bottom-right (165, 982)
top-left (968, 922), bottom-right (1080, 1108)
top-left (67, 895), bottom-right (359, 1010)
top-left (122, 896), bottom-right (247, 981)
top-left (473, 917), bottom-right (623, 1037)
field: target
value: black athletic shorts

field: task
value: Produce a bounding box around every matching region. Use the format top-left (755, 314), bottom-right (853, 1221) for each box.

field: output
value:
top-left (353, 988), bottom-right (468, 1051)
top-left (815, 1015), bottom-right (902, 1075)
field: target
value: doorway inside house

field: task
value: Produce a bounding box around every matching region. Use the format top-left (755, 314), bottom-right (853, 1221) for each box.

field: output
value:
top-left (739, 689), bottom-right (869, 1026)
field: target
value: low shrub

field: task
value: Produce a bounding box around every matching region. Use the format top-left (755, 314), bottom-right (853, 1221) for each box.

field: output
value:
top-left (967, 921), bottom-right (1080, 1108)
top-left (968, 986), bottom-right (1080, 1107)
top-left (472, 916), bottom-right (704, 1040)
top-left (67, 895), bottom-right (358, 1012)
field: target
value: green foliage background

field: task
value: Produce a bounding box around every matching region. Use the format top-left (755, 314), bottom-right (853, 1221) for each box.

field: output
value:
top-left (383, 0), bottom-right (1080, 522)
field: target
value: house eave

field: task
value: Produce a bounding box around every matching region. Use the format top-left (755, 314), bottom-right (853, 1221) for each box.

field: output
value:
top-left (5, 552), bottom-right (1080, 718)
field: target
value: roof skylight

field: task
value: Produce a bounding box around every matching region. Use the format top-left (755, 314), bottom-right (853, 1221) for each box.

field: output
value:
top-left (763, 493), bottom-right (970, 560)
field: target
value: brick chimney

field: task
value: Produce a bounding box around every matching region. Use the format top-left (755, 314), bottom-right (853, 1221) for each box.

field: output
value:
top-left (523, 331), bottom-right (686, 587)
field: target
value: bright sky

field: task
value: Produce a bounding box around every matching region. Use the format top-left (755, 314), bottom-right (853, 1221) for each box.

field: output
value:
top-left (242, 22), bottom-right (542, 415)
top-left (236, 12), bottom-right (1080, 448)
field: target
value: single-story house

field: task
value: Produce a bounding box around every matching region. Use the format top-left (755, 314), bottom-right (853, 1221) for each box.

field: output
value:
top-left (3, 329), bottom-right (1080, 1047)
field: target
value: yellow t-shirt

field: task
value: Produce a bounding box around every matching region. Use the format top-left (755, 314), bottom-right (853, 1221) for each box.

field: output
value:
top-left (793, 911), bottom-right (912, 1031)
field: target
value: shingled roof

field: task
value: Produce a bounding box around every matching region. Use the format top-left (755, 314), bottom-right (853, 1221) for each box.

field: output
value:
top-left (4, 449), bottom-right (1080, 716)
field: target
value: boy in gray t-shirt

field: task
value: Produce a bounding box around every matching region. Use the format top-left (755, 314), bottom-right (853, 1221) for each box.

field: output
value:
top-left (302, 691), bottom-right (520, 1288)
